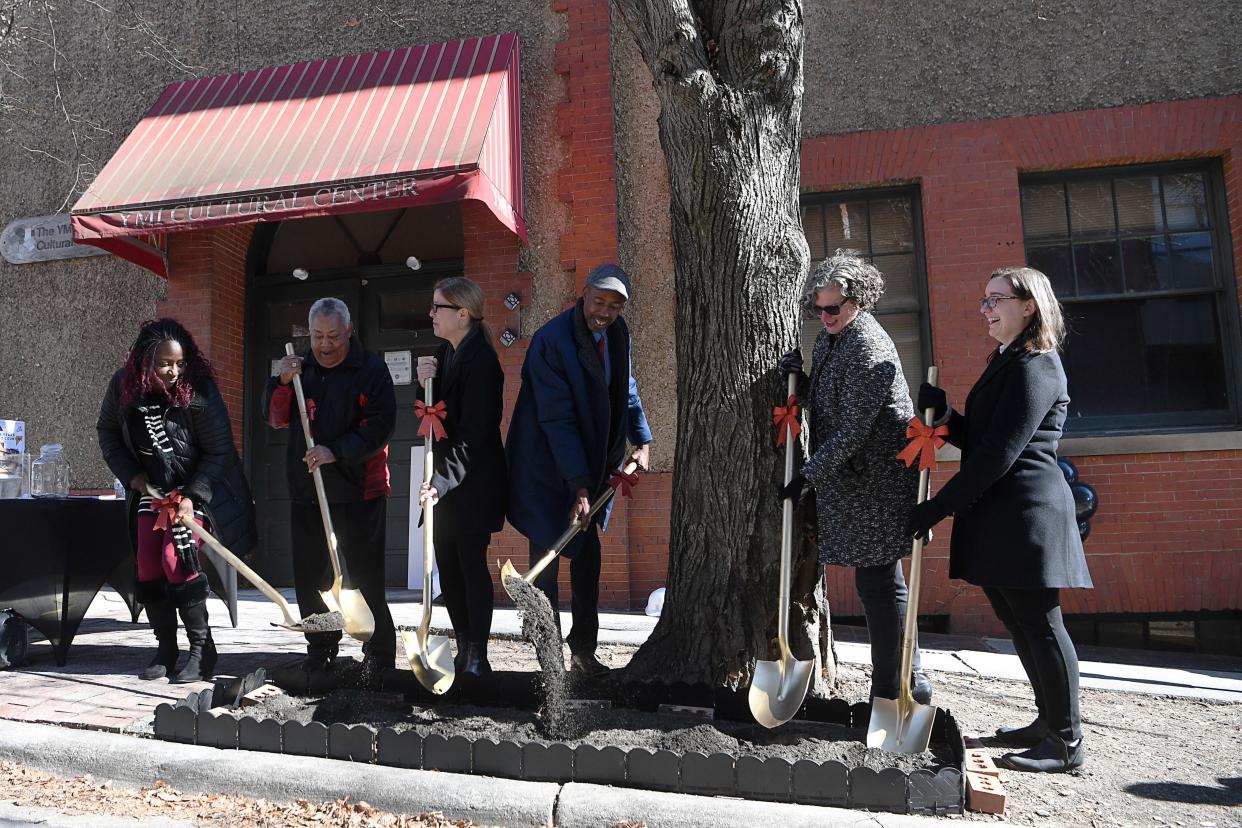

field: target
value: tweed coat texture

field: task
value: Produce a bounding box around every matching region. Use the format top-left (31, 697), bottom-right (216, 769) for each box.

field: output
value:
top-left (937, 347), bottom-right (1092, 589)
top-left (802, 312), bottom-right (919, 567)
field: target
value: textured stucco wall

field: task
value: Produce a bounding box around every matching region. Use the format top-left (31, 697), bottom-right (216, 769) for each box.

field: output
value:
top-left (802, 0), bottom-right (1242, 137)
top-left (0, 0), bottom-right (567, 487)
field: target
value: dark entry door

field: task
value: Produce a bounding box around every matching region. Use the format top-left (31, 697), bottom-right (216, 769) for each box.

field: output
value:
top-left (246, 265), bottom-right (452, 586)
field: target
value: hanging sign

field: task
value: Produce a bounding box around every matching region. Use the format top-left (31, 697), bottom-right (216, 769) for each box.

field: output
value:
top-left (2, 213), bottom-right (107, 264)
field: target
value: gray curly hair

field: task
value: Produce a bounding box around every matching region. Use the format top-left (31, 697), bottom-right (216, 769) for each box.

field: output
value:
top-left (802, 250), bottom-right (885, 314)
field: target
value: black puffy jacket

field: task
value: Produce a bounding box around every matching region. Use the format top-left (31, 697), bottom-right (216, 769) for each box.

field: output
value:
top-left (97, 369), bottom-right (258, 557)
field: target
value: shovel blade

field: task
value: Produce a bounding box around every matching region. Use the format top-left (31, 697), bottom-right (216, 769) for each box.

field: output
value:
top-left (320, 583), bottom-right (375, 643)
top-left (401, 629), bottom-right (455, 694)
top-left (498, 559), bottom-right (521, 599)
top-left (866, 695), bottom-right (937, 754)
top-left (748, 656), bottom-right (815, 728)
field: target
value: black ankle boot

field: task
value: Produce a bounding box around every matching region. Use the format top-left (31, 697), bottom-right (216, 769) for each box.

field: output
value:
top-left (996, 732), bottom-right (1085, 773)
top-left (453, 636), bottom-right (469, 673)
top-left (137, 581), bottom-right (179, 681)
top-left (461, 642), bottom-right (492, 677)
top-left (994, 717), bottom-right (1046, 747)
top-left (169, 578), bottom-right (215, 684)
top-left (911, 670), bottom-right (933, 705)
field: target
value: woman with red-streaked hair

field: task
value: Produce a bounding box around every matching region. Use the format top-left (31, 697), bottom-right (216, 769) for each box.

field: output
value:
top-left (97, 318), bottom-right (256, 683)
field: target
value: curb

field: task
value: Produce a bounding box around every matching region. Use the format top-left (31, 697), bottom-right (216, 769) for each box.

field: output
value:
top-left (0, 719), bottom-right (950, 827)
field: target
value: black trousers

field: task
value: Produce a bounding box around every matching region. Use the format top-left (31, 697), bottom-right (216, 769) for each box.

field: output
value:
top-left (982, 586), bottom-right (1082, 742)
top-left (854, 560), bottom-right (923, 699)
top-left (291, 498), bottom-right (396, 659)
top-left (530, 522), bottom-right (600, 656)
top-left (434, 531), bottom-right (494, 646)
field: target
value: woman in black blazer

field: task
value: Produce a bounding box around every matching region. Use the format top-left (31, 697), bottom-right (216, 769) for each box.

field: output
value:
top-left (907, 266), bottom-right (1092, 773)
top-left (416, 277), bottom-right (507, 676)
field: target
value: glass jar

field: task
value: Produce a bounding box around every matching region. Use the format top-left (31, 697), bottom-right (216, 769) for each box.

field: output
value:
top-left (30, 444), bottom-right (70, 498)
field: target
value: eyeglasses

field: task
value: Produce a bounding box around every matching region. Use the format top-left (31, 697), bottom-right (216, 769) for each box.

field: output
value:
top-left (979, 295), bottom-right (1018, 310)
top-left (807, 303), bottom-right (845, 318)
top-left (429, 303), bottom-right (462, 315)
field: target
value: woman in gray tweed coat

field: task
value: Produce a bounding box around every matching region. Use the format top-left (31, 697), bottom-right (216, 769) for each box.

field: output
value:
top-left (778, 251), bottom-right (932, 705)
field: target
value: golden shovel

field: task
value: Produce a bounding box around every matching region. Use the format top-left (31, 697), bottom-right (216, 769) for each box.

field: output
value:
top-left (286, 342), bottom-right (375, 643)
top-left (180, 516), bottom-right (343, 634)
top-left (866, 365), bottom-right (941, 753)
top-left (498, 460), bottom-right (640, 597)
top-left (400, 378), bottom-right (455, 694)
top-left (749, 372), bottom-right (815, 728)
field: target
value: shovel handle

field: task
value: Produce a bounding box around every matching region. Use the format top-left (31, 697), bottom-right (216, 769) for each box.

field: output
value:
top-left (898, 365), bottom-right (939, 698)
top-left (286, 342), bottom-right (344, 585)
top-left (776, 371), bottom-right (799, 659)
top-left (180, 516), bottom-right (301, 628)
top-left (420, 379), bottom-right (437, 617)
top-left (523, 459), bottom-right (641, 584)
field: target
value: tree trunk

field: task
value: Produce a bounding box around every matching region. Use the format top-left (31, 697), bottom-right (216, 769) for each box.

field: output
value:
top-left (615, 0), bottom-right (826, 690)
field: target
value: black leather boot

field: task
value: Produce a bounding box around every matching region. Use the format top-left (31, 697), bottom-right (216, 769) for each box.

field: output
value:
top-left (461, 641), bottom-right (492, 677)
top-left (911, 670), bottom-right (933, 705)
top-left (169, 578), bottom-right (216, 684)
top-left (996, 732), bottom-right (1085, 773)
top-left (994, 718), bottom-right (1047, 747)
top-left (136, 581), bottom-right (179, 681)
top-left (453, 635), bottom-right (469, 673)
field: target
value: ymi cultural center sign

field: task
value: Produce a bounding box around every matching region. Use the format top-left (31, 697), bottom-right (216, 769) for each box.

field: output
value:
top-left (2, 213), bottom-right (106, 264)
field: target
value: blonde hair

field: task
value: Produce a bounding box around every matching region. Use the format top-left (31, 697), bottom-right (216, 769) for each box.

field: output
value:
top-left (434, 276), bottom-right (493, 347)
top-left (991, 266), bottom-right (1065, 354)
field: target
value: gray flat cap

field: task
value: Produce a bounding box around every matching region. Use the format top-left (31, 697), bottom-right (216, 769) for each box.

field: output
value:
top-left (584, 263), bottom-right (631, 300)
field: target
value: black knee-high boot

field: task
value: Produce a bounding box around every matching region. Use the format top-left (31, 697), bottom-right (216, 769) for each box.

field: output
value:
top-left (136, 580), bottom-right (180, 681)
top-left (169, 577), bottom-right (216, 683)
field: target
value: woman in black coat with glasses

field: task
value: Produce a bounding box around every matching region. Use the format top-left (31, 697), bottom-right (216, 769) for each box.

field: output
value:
top-left (908, 266), bottom-right (1092, 773)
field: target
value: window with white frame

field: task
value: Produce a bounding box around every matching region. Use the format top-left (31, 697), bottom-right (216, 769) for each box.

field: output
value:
top-left (1020, 163), bottom-right (1240, 433)
top-left (800, 189), bottom-right (929, 394)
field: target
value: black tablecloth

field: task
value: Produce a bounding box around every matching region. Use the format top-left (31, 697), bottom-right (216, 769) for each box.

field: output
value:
top-left (0, 497), bottom-right (238, 665)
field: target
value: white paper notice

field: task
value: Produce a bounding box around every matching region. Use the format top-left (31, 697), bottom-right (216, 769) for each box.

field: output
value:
top-left (385, 350), bottom-right (413, 385)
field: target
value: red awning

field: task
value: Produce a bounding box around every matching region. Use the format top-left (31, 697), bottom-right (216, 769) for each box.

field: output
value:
top-left (71, 33), bottom-right (525, 277)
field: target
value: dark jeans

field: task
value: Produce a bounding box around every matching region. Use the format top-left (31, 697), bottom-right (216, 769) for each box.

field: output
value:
top-left (291, 498), bottom-right (396, 660)
top-left (982, 586), bottom-right (1082, 742)
top-left (855, 560), bottom-right (923, 699)
top-left (530, 522), bottom-right (600, 656)
top-left (434, 532), bottom-right (495, 646)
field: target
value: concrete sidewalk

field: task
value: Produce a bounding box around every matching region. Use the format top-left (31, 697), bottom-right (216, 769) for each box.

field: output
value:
top-left (0, 587), bottom-right (1239, 827)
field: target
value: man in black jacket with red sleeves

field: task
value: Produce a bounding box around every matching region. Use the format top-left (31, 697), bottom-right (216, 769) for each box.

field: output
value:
top-left (264, 297), bottom-right (397, 674)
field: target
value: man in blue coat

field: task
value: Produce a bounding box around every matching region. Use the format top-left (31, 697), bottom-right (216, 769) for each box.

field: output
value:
top-left (507, 263), bottom-right (652, 676)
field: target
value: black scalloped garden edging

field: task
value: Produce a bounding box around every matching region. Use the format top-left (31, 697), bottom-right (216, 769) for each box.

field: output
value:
top-left (154, 669), bottom-right (965, 816)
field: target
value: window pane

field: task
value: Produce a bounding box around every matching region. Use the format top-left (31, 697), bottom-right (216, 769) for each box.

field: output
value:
top-left (824, 201), bottom-right (869, 253)
top-left (1115, 176), bottom-right (1164, 234)
top-left (379, 290), bottom-right (434, 333)
top-left (1027, 245), bottom-right (1074, 297)
top-left (1163, 173), bottom-right (1209, 231)
top-left (802, 203), bottom-right (827, 261)
top-left (870, 198), bottom-right (914, 254)
top-left (876, 311), bottom-right (923, 396)
top-left (1148, 620), bottom-right (1197, 652)
top-left (873, 253), bottom-right (917, 312)
top-left (1169, 232), bottom-right (1215, 289)
top-left (1121, 236), bottom-right (1170, 293)
top-left (1062, 296), bottom-right (1229, 420)
top-left (1074, 241), bottom-right (1122, 295)
top-left (1021, 184), bottom-right (1068, 241)
top-left (1067, 179), bottom-right (1116, 236)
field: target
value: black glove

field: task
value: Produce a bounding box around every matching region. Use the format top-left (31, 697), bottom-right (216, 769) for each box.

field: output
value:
top-left (777, 349), bottom-right (804, 376)
top-left (906, 498), bottom-right (946, 541)
top-left (778, 473), bottom-right (808, 502)
top-left (916, 382), bottom-right (947, 421)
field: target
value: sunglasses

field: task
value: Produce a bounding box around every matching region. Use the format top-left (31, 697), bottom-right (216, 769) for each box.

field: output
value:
top-left (806, 302), bottom-right (846, 318)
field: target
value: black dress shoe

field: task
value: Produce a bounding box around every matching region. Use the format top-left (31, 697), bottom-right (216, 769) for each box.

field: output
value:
top-left (302, 652), bottom-right (336, 673)
top-left (996, 733), bottom-right (1085, 773)
top-left (911, 670), bottom-right (933, 705)
top-left (994, 718), bottom-right (1046, 747)
top-left (569, 652), bottom-right (611, 677)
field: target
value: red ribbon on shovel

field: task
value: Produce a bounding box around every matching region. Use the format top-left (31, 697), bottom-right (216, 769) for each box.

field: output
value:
top-left (608, 468), bottom-right (639, 498)
top-left (896, 418), bottom-right (949, 471)
top-left (414, 400), bottom-right (448, 441)
top-left (151, 490), bottom-right (183, 532)
top-left (772, 396), bottom-right (801, 446)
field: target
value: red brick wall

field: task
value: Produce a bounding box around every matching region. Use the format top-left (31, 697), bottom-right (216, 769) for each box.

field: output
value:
top-left (803, 96), bottom-right (1242, 634)
top-left (158, 225), bottom-right (253, 448)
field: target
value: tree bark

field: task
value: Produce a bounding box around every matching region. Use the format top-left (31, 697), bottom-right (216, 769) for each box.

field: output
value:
top-left (615, 0), bottom-right (827, 690)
